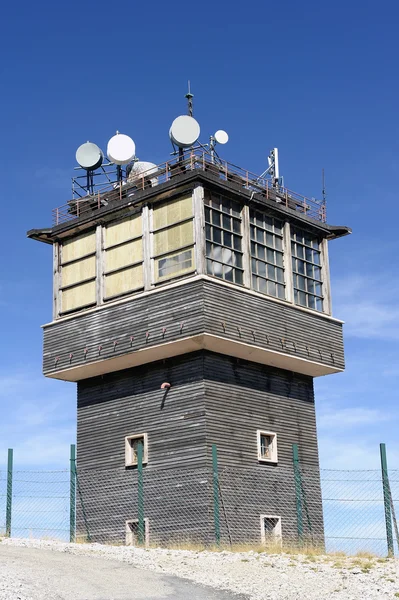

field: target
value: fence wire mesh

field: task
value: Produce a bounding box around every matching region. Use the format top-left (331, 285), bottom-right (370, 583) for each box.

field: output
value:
top-left (2, 470), bottom-right (70, 540)
top-left (1, 461), bottom-right (399, 556)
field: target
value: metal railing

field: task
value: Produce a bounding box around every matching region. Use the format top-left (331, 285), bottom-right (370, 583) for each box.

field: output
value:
top-left (52, 150), bottom-right (326, 226)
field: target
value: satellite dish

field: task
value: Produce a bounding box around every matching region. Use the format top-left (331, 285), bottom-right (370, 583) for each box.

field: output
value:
top-left (127, 161), bottom-right (159, 187)
top-left (169, 115), bottom-right (200, 148)
top-left (214, 130), bottom-right (229, 145)
top-left (75, 142), bottom-right (103, 171)
top-left (107, 132), bottom-right (136, 165)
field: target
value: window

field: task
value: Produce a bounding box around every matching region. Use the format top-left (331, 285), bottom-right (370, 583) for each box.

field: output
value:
top-left (291, 227), bottom-right (323, 312)
top-left (205, 191), bottom-right (243, 285)
top-left (125, 433), bottom-right (148, 467)
top-left (104, 214), bottom-right (144, 300)
top-left (60, 231), bottom-right (96, 313)
top-left (125, 518), bottom-right (150, 546)
top-left (260, 515), bottom-right (282, 546)
top-left (257, 430), bottom-right (278, 463)
top-left (250, 210), bottom-right (285, 299)
top-left (153, 196), bottom-right (195, 282)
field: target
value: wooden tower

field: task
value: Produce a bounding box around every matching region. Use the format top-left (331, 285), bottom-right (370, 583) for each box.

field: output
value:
top-left (28, 138), bottom-right (350, 546)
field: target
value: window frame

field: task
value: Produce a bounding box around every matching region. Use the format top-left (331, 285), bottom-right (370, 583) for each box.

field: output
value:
top-left (249, 209), bottom-right (286, 300)
top-left (125, 433), bottom-right (148, 467)
top-left (260, 515), bottom-right (282, 546)
top-left (150, 195), bottom-right (196, 284)
top-left (103, 213), bottom-right (145, 301)
top-left (290, 226), bottom-right (324, 313)
top-left (257, 430), bottom-right (278, 464)
top-left (125, 518), bottom-right (150, 546)
top-left (204, 191), bottom-right (244, 286)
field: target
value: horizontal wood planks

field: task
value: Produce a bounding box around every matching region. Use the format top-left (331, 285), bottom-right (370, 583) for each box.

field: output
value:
top-left (43, 278), bottom-right (344, 379)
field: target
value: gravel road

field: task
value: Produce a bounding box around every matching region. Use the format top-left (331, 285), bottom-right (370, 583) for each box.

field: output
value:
top-left (0, 544), bottom-right (246, 600)
top-left (1, 538), bottom-right (399, 600)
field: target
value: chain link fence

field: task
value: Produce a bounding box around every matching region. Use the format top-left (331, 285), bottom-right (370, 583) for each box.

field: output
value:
top-left (1, 448), bottom-right (398, 556)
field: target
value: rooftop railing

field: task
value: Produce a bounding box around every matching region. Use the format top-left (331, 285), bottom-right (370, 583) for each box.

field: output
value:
top-left (52, 150), bottom-right (326, 226)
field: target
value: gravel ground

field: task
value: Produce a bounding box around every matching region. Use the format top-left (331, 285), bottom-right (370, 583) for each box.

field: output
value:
top-left (1, 538), bottom-right (399, 600)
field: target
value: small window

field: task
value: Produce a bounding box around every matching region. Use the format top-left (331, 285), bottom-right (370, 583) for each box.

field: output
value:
top-left (257, 430), bottom-right (278, 463)
top-left (125, 518), bottom-right (150, 546)
top-left (125, 433), bottom-right (148, 467)
top-left (260, 515), bottom-right (282, 546)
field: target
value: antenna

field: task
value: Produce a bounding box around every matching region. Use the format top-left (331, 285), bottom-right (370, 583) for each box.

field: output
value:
top-left (75, 141), bottom-right (104, 195)
top-left (322, 168), bottom-right (326, 203)
top-left (209, 130), bottom-right (229, 162)
top-left (185, 80), bottom-right (194, 117)
top-left (258, 148), bottom-right (281, 187)
top-left (169, 115), bottom-right (200, 149)
top-left (107, 131), bottom-right (136, 182)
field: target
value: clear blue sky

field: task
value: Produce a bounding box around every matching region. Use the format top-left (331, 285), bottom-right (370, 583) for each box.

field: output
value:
top-left (0, 1), bottom-right (398, 469)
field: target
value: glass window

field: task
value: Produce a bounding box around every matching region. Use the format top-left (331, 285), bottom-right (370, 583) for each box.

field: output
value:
top-left (204, 191), bottom-right (244, 285)
top-left (250, 210), bottom-right (285, 299)
top-left (60, 231), bottom-right (97, 313)
top-left (104, 214), bottom-right (144, 299)
top-left (152, 196), bottom-right (195, 282)
top-left (257, 430), bottom-right (278, 463)
top-left (291, 227), bottom-right (323, 312)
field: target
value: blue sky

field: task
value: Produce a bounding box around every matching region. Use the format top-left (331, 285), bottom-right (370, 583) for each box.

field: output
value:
top-left (0, 1), bottom-right (398, 471)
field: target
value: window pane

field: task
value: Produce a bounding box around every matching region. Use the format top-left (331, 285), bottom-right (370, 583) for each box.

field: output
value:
top-left (223, 231), bottom-right (232, 248)
top-left (258, 261), bottom-right (267, 278)
top-left (268, 281), bottom-right (276, 296)
top-left (291, 227), bottom-right (324, 312)
top-left (223, 214), bottom-right (231, 229)
top-left (235, 270), bottom-right (243, 285)
top-left (259, 277), bottom-right (267, 293)
top-left (249, 209), bottom-right (286, 300)
top-left (258, 245), bottom-right (265, 261)
top-left (213, 227), bottom-right (222, 244)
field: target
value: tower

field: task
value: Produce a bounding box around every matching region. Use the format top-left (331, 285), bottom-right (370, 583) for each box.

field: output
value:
top-left (28, 109), bottom-right (350, 546)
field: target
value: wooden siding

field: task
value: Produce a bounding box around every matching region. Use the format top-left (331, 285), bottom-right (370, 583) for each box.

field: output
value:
top-left (75, 351), bottom-right (323, 544)
top-left (43, 278), bottom-right (344, 379)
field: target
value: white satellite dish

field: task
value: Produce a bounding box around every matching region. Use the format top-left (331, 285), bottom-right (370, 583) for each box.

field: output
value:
top-left (107, 132), bottom-right (136, 165)
top-left (127, 161), bottom-right (159, 187)
top-left (170, 115), bottom-right (200, 148)
top-left (214, 130), bottom-right (229, 145)
top-left (75, 142), bottom-right (103, 170)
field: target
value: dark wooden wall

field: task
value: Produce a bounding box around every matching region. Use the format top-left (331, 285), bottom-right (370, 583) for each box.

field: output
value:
top-left (76, 351), bottom-right (323, 545)
top-left (44, 279), bottom-right (344, 378)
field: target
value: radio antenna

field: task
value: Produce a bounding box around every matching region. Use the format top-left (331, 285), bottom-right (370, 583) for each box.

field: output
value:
top-left (185, 80), bottom-right (194, 117)
top-left (322, 168), bottom-right (326, 203)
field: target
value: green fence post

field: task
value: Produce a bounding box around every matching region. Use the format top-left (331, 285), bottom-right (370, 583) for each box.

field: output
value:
top-left (292, 444), bottom-right (303, 545)
top-left (70, 444), bottom-right (76, 543)
top-left (212, 444), bottom-right (220, 546)
top-left (6, 449), bottom-right (13, 538)
top-left (380, 443), bottom-right (394, 557)
top-left (137, 442), bottom-right (145, 546)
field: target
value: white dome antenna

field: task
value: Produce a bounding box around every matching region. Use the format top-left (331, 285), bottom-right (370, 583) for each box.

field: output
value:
top-left (107, 132), bottom-right (136, 166)
top-left (169, 115), bottom-right (201, 149)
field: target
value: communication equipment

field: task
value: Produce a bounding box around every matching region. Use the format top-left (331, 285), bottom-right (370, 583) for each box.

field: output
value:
top-left (214, 130), bottom-right (229, 145)
top-left (169, 115), bottom-right (200, 148)
top-left (127, 161), bottom-right (158, 187)
top-left (107, 132), bottom-right (136, 165)
top-left (75, 142), bottom-right (103, 171)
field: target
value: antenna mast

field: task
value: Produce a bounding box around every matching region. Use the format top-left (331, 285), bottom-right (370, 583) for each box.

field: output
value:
top-left (185, 80), bottom-right (194, 117)
top-left (322, 168), bottom-right (326, 203)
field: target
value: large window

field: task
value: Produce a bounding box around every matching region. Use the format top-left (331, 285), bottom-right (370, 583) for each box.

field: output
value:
top-left (104, 214), bottom-right (143, 299)
top-left (60, 231), bottom-right (96, 313)
top-left (205, 192), bottom-right (243, 285)
top-left (152, 195), bottom-right (195, 282)
top-left (250, 210), bottom-right (285, 299)
top-left (291, 227), bottom-right (323, 312)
